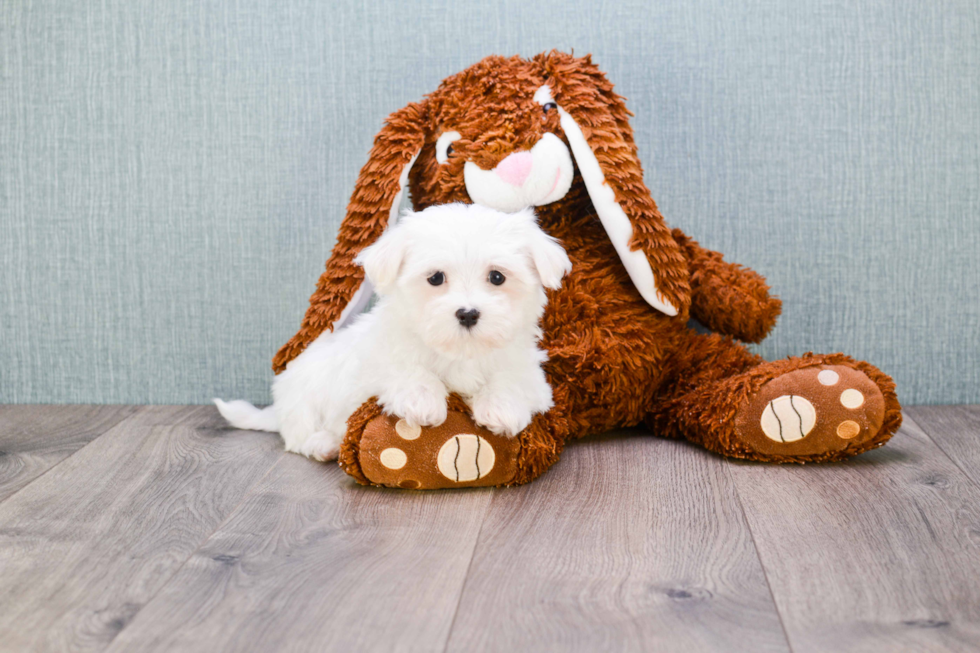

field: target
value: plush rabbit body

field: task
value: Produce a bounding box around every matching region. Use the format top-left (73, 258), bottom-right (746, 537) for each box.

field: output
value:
top-left (273, 52), bottom-right (901, 489)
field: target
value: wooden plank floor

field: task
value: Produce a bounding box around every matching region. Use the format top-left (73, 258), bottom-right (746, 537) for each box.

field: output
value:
top-left (1, 406), bottom-right (978, 653)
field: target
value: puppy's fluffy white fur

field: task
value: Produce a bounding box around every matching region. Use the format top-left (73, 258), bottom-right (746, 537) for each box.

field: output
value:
top-left (215, 203), bottom-right (571, 462)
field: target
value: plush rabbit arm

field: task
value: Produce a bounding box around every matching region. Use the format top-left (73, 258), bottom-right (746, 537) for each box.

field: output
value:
top-left (671, 228), bottom-right (782, 344)
top-left (272, 102), bottom-right (427, 373)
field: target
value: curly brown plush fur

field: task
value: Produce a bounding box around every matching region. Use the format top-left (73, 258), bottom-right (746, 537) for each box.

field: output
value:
top-left (279, 52), bottom-right (902, 488)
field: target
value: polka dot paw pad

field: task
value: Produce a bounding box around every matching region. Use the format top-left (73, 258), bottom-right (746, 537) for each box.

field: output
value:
top-left (358, 412), bottom-right (520, 489)
top-left (735, 365), bottom-right (886, 457)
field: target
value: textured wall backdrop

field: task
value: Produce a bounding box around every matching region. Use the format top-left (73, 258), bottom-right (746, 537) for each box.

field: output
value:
top-left (1, 0), bottom-right (978, 405)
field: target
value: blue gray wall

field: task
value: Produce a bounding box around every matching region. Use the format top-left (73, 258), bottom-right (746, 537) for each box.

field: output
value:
top-left (2, 0), bottom-right (978, 405)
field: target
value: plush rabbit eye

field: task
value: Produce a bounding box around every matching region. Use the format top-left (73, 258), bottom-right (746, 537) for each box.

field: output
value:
top-left (436, 131), bottom-right (461, 165)
top-left (488, 270), bottom-right (505, 286)
top-left (542, 102), bottom-right (558, 113)
top-left (427, 271), bottom-right (445, 286)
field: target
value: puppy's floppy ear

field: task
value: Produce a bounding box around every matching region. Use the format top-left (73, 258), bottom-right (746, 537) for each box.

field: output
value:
top-left (273, 101), bottom-right (429, 373)
top-left (517, 208), bottom-right (572, 290)
top-left (535, 52), bottom-right (690, 316)
top-left (353, 219), bottom-right (409, 293)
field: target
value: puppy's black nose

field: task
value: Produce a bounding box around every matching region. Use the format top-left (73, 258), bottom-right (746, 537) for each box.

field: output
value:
top-left (455, 308), bottom-right (480, 329)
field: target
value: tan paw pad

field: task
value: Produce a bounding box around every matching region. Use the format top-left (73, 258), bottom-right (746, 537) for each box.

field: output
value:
top-left (760, 395), bottom-right (817, 442)
top-left (394, 419), bottom-right (421, 440)
top-left (817, 370), bottom-right (840, 386)
top-left (437, 435), bottom-right (494, 482)
top-left (840, 389), bottom-right (865, 409)
top-left (379, 447), bottom-right (407, 469)
top-left (836, 420), bottom-right (861, 439)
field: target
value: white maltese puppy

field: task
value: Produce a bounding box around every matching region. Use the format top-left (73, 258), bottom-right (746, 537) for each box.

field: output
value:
top-left (215, 203), bottom-right (571, 462)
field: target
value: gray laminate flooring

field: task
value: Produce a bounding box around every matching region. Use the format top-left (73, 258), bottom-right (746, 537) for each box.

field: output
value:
top-left (0, 405), bottom-right (978, 653)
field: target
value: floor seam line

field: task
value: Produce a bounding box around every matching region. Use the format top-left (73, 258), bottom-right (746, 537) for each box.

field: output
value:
top-left (725, 460), bottom-right (797, 653)
top-left (441, 488), bottom-right (495, 653)
top-left (0, 406), bottom-right (147, 509)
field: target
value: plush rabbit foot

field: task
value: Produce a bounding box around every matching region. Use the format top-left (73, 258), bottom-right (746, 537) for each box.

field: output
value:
top-left (734, 364), bottom-right (888, 460)
top-left (340, 394), bottom-right (569, 489)
top-left (356, 411), bottom-right (521, 489)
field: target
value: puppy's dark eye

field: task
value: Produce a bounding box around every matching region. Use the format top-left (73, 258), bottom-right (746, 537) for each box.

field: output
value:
top-left (446, 144), bottom-right (454, 157)
top-left (488, 270), bottom-right (505, 286)
top-left (542, 102), bottom-right (557, 114)
top-left (427, 271), bottom-right (445, 286)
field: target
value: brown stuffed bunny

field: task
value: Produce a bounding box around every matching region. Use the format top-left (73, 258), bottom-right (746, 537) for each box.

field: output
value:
top-left (273, 52), bottom-right (902, 489)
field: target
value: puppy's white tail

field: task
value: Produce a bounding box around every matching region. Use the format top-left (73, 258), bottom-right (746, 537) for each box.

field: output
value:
top-left (213, 398), bottom-right (279, 432)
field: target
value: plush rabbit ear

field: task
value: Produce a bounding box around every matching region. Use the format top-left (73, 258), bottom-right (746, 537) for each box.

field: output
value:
top-left (273, 101), bottom-right (427, 373)
top-left (539, 55), bottom-right (690, 316)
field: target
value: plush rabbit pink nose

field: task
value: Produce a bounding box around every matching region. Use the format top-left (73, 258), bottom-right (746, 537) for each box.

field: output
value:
top-left (495, 151), bottom-right (533, 187)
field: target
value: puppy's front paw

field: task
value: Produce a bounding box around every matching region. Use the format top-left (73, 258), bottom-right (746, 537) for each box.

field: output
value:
top-left (471, 394), bottom-right (533, 437)
top-left (382, 388), bottom-right (448, 428)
